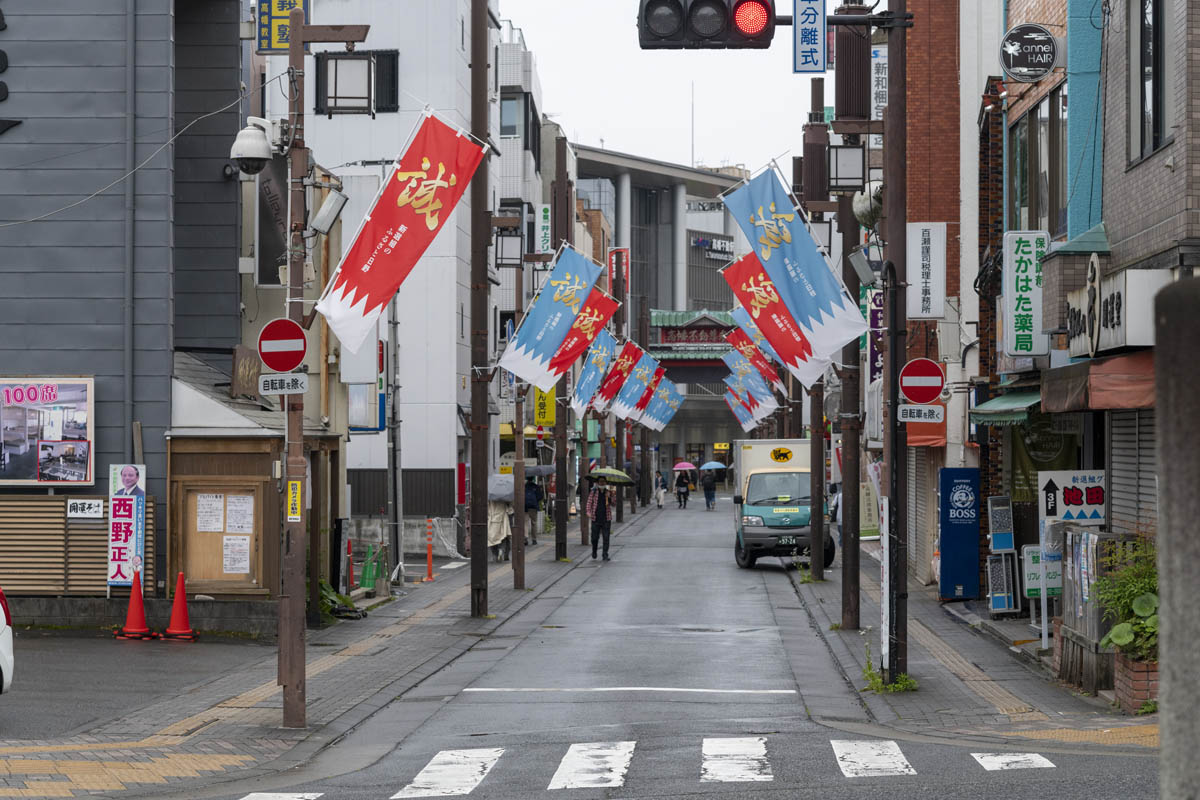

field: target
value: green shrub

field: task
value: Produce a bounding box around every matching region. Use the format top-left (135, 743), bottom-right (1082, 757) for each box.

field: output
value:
top-left (1095, 537), bottom-right (1158, 661)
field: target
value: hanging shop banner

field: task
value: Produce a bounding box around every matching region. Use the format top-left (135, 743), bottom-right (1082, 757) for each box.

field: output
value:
top-left (544, 288), bottom-right (620, 385)
top-left (570, 329), bottom-right (617, 416)
top-left (1011, 417), bottom-right (1078, 503)
top-left (1002, 230), bottom-right (1050, 356)
top-left (722, 350), bottom-right (778, 411)
top-left (792, 0), bottom-right (828, 73)
top-left (725, 390), bottom-right (756, 432)
top-left (533, 387), bottom-right (555, 427)
top-left (107, 464), bottom-right (146, 587)
top-left (866, 288), bottom-right (885, 383)
top-left (497, 245), bottom-right (605, 390)
top-left (594, 341), bottom-right (643, 411)
top-left (726, 328), bottom-right (785, 394)
top-left (723, 252), bottom-right (831, 387)
top-left (630, 367), bottom-right (667, 424)
top-left (1, 378), bottom-right (94, 486)
top-left (643, 380), bottom-right (681, 432)
top-left (731, 305), bottom-right (783, 365)
top-left (906, 222), bottom-right (947, 319)
top-left (612, 353), bottom-right (660, 420)
top-left (316, 112), bottom-right (487, 355)
top-left (724, 168), bottom-right (866, 360)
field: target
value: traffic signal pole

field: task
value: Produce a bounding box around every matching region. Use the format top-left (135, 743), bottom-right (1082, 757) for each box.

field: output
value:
top-left (552, 136), bottom-right (572, 560)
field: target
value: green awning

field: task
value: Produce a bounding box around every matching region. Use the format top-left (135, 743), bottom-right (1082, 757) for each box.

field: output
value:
top-left (969, 391), bottom-right (1041, 426)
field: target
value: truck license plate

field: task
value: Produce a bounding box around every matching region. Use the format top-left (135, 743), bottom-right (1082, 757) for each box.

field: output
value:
top-left (777, 536), bottom-right (797, 546)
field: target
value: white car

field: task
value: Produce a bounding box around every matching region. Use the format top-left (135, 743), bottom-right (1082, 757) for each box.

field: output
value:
top-left (0, 587), bottom-right (13, 692)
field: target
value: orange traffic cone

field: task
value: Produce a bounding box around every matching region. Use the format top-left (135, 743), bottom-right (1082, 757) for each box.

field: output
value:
top-left (114, 570), bottom-right (158, 640)
top-left (162, 572), bottom-right (197, 641)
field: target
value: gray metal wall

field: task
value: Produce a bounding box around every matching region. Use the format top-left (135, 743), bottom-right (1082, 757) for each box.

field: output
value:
top-left (174, 0), bottom-right (241, 351)
top-left (0, 0), bottom-right (175, 511)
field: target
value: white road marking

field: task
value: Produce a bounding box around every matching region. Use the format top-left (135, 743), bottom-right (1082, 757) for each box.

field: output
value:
top-left (391, 748), bottom-right (505, 798)
top-left (260, 339), bottom-right (306, 352)
top-left (238, 795), bottom-right (323, 800)
top-left (900, 375), bottom-right (942, 386)
top-left (547, 741), bottom-right (636, 789)
top-left (830, 740), bottom-right (917, 777)
top-left (701, 737), bottom-right (773, 782)
top-left (971, 752), bottom-right (1056, 771)
top-left (440, 562), bottom-right (467, 570)
top-left (461, 686), bottom-right (796, 694)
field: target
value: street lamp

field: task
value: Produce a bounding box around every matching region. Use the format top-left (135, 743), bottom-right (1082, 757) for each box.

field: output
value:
top-left (809, 215), bottom-right (833, 256)
top-left (828, 142), bottom-right (867, 195)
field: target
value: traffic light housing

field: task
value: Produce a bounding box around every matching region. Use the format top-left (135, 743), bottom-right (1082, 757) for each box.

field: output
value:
top-left (638, 0), bottom-right (776, 49)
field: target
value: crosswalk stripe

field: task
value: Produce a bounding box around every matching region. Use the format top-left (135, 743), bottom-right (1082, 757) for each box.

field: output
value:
top-left (971, 752), bottom-right (1056, 771)
top-left (391, 748), bottom-right (505, 798)
top-left (701, 737), bottom-right (773, 782)
top-left (830, 740), bottom-right (917, 778)
top-left (546, 741), bottom-right (636, 790)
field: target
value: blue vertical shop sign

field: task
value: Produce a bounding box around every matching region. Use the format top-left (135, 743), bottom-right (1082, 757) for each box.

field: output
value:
top-left (938, 467), bottom-right (981, 600)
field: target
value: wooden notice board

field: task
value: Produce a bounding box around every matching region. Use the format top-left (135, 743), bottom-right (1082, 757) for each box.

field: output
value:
top-left (182, 485), bottom-right (261, 589)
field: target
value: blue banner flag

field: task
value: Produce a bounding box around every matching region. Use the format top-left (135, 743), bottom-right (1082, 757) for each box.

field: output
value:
top-left (648, 381), bottom-right (685, 431)
top-left (725, 390), bottom-right (756, 432)
top-left (722, 350), bottom-right (778, 418)
top-left (498, 245), bottom-right (603, 391)
top-left (570, 329), bottom-right (617, 416)
top-left (723, 169), bottom-right (866, 360)
top-left (611, 352), bottom-right (659, 420)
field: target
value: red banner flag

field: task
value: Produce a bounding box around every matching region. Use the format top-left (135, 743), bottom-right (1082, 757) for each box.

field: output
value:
top-left (594, 341), bottom-right (642, 409)
top-left (723, 252), bottom-right (830, 387)
top-left (631, 366), bottom-right (666, 420)
top-left (545, 288), bottom-right (620, 382)
top-left (316, 114), bottom-right (486, 354)
top-left (726, 328), bottom-right (785, 395)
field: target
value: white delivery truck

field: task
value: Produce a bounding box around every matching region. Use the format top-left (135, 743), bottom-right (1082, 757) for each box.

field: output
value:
top-left (732, 438), bottom-right (834, 569)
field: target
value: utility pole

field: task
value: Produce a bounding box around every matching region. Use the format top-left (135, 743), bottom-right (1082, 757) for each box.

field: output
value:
top-left (512, 261), bottom-right (526, 590)
top-left (552, 136), bottom-right (572, 560)
top-left (808, 380), bottom-right (825, 581)
top-left (638, 303), bottom-right (651, 507)
top-left (580, 407), bottom-right (591, 546)
top-left (469, 0), bottom-right (489, 617)
top-left (835, 2), bottom-right (870, 630)
top-left (613, 252), bottom-right (626, 525)
top-left (882, 0), bottom-right (910, 680)
top-left (282, 7), bottom-right (368, 728)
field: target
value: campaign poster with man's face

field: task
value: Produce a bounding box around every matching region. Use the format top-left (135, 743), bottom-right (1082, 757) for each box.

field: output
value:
top-left (108, 464), bottom-right (146, 587)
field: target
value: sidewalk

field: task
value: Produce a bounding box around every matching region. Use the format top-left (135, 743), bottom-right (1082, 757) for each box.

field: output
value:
top-left (789, 540), bottom-right (1158, 750)
top-left (0, 510), bottom-right (659, 799)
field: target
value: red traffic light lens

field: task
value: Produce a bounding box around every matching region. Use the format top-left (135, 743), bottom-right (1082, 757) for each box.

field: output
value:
top-left (733, 0), bottom-right (770, 36)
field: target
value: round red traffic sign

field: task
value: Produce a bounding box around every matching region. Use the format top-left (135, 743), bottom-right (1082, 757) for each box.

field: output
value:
top-left (898, 358), bottom-right (944, 405)
top-left (257, 318), bottom-right (307, 373)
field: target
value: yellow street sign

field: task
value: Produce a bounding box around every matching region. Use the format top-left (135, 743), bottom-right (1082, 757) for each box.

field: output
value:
top-left (534, 388), bottom-right (556, 427)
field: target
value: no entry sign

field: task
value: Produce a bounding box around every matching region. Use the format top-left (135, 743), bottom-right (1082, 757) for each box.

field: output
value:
top-left (898, 358), bottom-right (944, 405)
top-left (258, 318), bottom-right (307, 373)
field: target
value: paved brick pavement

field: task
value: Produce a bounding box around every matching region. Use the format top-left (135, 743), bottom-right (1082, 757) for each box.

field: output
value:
top-left (787, 541), bottom-right (1158, 749)
top-left (0, 511), bottom-right (658, 799)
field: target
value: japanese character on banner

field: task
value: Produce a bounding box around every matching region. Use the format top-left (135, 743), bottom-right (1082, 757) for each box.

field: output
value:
top-left (107, 464), bottom-right (146, 587)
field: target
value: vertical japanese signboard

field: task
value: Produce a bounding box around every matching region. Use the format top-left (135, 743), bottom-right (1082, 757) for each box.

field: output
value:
top-left (256, 0), bottom-right (309, 54)
top-left (869, 46), bottom-right (888, 149)
top-left (536, 204), bottom-right (553, 255)
top-left (861, 287), bottom-right (884, 383)
top-left (793, 0), bottom-right (827, 73)
top-left (107, 464), bottom-right (146, 587)
top-left (534, 387), bottom-right (556, 427)
top-left (1003, 230), bottom-right (1050, 356)
top-left (906, 222), bottom-right (946, 319)
top-left (287, 480), bottom-right (302, 522)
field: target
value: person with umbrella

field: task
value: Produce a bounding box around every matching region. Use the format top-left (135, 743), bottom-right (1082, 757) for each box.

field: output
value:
top-left (585, 475), bottom-right (616, 561)
top-left (523, 476), bottom-right (543, 546)
top-left (699, 461), bottom-right (725, 511)
top-left (674, 470), bottom-right (691, 508)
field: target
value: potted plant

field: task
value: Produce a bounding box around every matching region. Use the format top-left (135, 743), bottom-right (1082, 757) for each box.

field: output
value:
top-left (1095, 536), bottom-right (1158, 715)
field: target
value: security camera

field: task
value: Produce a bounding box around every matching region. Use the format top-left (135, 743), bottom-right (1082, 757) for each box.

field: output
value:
top-left (230, 116), bottom-right (274, 175)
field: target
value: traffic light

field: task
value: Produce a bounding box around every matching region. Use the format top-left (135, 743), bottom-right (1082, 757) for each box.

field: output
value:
top-left (638, 0), bottom-right (776, 49)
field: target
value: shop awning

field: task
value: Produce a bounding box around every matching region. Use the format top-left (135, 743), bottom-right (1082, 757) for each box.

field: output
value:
top-left (499, 424), bottom-right (538, 437)
top-left (969, 391), bottom-right (1041, 426)
top-left (1041, 350), bottom-right (1155, 413)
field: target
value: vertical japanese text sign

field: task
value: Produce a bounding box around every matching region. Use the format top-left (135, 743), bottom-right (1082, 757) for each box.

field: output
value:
top-left (869, 47), bottom-right (888, 149)
top-left (107, 464), bottom-right (146, 587)
top-left (793, 0), bottom-right (828, 73)
top-left (906, 222), bottom-right (947, 319)
top-left (256, 0), bottom-right (309, 55)
top-left (1003, 231), bottom-right (1050, 356)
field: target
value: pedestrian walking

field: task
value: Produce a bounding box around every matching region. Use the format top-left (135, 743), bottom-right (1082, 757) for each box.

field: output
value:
top-left (700, 469), bottom-right (717, 511)
top-left (487, 499), bottom-right (512, 562)
top-left (523, 476), bottom-right (542, 545)
top-left (675, 471), bottom-right (690, 508)
top-left (586, 476), bottom-right (615, 561)
top-left (653, 470), bottom-right (668, 508)
top-left (829, 482), bottom-right (843, 546)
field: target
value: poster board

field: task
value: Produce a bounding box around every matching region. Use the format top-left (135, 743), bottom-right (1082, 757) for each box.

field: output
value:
top-left (0, 378), bottom-right (94, 486)
top-left (183, 487), bottom-right (259, 585)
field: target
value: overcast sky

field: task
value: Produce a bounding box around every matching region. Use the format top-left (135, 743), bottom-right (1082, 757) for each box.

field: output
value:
top-left (499, 1), bottom-right (818, 174)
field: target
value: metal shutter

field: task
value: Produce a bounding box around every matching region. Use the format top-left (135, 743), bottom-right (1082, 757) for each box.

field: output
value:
top-left (907, 448), bottom-right (931, 583)
top-left (1108, 409), bottom-right (1157, 535)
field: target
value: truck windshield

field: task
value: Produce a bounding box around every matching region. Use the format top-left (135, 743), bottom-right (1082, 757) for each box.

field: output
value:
top-left (745, 473), bottom-right (811, 506)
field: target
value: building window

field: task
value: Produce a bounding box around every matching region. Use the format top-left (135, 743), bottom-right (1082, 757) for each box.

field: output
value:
top-left (500, 96), bottom-right (522, 137)
top-left (1008, 84), bottom-right (1068, 238)
top-left (1129, 0), bottom-right (1167, 160)
top-left (314, 50), bottom-right (399, 116)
